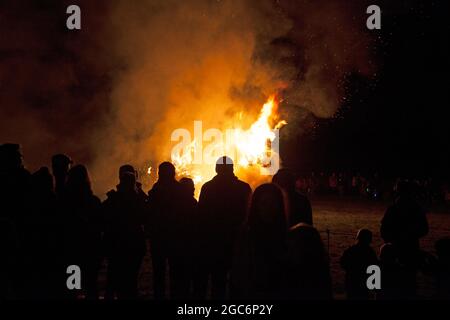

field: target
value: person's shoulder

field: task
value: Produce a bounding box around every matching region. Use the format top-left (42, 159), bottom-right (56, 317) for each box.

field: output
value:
top-left (201, 179), bottom-right (214, 190)
top-left (91, 194), bottom-right (102, 205)
top-left (344, 244), bottom-right (360, 253)
top-left (293, 190), bottom-right (309, 200)
top-left (235, 178), bottom-right (251, 191)
top-left (104, 189), bottom-right (118, 204)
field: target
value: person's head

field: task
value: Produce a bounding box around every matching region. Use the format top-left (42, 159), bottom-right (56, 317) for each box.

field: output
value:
top-left (356, 228), bottom-right (373, 246)
top-left (51, 154), bottom-right (72, 178)
top-left (32, 167), bottom-right (54, 193)
top-left (158, 162), bottom-right (176, 182)
top-left (272, 168), bottom-right (296, 192)
top-left (215, 156), bottom-right (234, 176)
top-left (379, 243), bottom-right (397, 264)
top-left (0, 143), bottom-right (23, 171)
top-left (119, 171), bottom-right (137, 192)
top-left (119, 164), bottom-right (137, 180)
top-left (179, 177), bottom-right (195, 197)
top-left (248, 183), bottom-right (286, 239)
top-left (290, 223), bottom-right (327, 263)
top-left (66, 165), bottom-right (92, 197)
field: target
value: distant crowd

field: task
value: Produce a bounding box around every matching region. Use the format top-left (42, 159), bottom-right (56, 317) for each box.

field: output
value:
top-left (1, 143), bottom-right (449, 300)
top-left (294, 171), bottom-right (448, 206)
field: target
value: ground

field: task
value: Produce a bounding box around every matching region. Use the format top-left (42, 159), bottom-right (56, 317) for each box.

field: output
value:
top-left (311, 197), bottom-right (450, 299)
top-left (99, 197), bottom-right (450, 299)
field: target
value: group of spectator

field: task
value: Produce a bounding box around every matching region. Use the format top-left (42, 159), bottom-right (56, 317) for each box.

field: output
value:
top-left (1, 143), bottom-right (449, 300)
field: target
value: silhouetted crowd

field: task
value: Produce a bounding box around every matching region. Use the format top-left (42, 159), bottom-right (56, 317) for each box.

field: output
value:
top-left (1, 143), bottom-right (449, 300)
top-left (295, 171), bottom-right (448, 206)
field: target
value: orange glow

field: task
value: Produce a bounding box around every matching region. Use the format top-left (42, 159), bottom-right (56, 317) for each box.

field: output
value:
top-left (160, 95), bottom-right (286, 193)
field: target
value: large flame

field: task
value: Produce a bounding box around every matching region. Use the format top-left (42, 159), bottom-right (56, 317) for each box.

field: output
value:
top-left (154, 95), bottom-right (286, 194)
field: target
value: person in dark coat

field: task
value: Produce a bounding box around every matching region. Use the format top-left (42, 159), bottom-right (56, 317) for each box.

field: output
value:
top-left (51, 154), bottom-right (72, 198)
top-left (340, 229), bottom-right (378, 300)
top-left (380, 180), bottom-right (428, 297)
top-left (60, 165), bottom-right (102, 299)
top-left (169, 177), bottom-right (198, 299)
top-left (197, 156), bottom-right (251, 299)
top-left (286, 223), bottom-right (333, 299)
top-left (231, 183), bottom-right (288, 299)
top-left (24, 167), bottom-right (59, 299)
top-left (147, 162), bottom-right (183, 299)
top-left (273, 168), bottom-right (313, 226)
top-left (103, 167), bottom-right (147, 299)
top-left (377, 243), bottom-right (410, 300)
top-left (0, 143), bottom-right (31, 299)
top-left (434, 238), bottom-right (450, 299)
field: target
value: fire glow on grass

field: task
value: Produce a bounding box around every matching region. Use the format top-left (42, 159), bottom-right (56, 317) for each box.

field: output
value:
top-left (165, 95), bottom-right (287, 191)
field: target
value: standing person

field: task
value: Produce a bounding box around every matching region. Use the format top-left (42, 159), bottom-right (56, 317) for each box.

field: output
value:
top-left (103, 167), bottom-right (147, 299)
top-left (286, 223), bottom-right (332, 299)
top-left (380, 180), bottom-right (429, 298)
top-left (231, 183), bottom-right (288, 299)
top-left (434, 238), bottom-right (450, 299)
top-left (51, 154), bottom-right (72, 198)
top-left (60, 165), bottom-right (102, 299)
top-left (197, 156), bottom-right (251, 299)
top-left (0, 144), bottom-right (31, 299)
top-left (147, 162), bottom-right (183, 299)
top-left (25, 167), bottom-right (59, 299)
top-left (170, 177), bottom-right (198, 299)
top-left (329, 172), bottom-right (338, 195)
top-left (273, 169), bottom-right (313, 226)
top-left (340, 229), bottom-right (378, 300)
top-left (377, 243), bottom-right (409, 300)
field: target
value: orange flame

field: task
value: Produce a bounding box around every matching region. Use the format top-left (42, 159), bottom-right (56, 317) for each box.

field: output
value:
top-left (151, 95), bottom-right (286, 194)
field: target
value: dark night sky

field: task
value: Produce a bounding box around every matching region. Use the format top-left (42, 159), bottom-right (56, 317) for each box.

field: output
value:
top-left (286, 0), bottom-right (450, 178)
top-left (1, 0), bottom-right (449, 182)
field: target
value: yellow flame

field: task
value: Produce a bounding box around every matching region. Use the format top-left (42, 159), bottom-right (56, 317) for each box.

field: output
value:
top-left (170, 95), bottom-right (286, 192)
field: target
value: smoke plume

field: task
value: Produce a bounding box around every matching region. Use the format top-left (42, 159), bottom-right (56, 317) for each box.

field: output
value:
top-left (0, 0), bottom-right (374, 195)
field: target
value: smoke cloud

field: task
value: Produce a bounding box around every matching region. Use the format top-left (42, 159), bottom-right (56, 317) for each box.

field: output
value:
top-left (0, 0), bottom-right (374, 195)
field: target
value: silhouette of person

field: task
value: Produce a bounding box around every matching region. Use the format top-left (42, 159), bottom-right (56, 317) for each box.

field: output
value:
top-left (273, 168), bottom-right (313, 226)
top-left (231, 183), bottom-right (288, 299)
top-left (380, 180), bottom-right (428, 297)
top-left (377, 243), bottom-right (410, 300)
top-left (329, 172), bottom-right (338, 194)
top-left (434, 238), bottom-right (450, 299)
top-left (51, 154), bottom-right (72, 198)
top-left (59, 165), bottom-right (102, 299)
top-left (286, 223), bottom-right (332, 299)
top-left (0, 143), bottom-right (31, 299)
top-left (117, 164), bottom-right (147, 200)
top-left (170, 177), bottom-right (198, 299)
top-left (340, 229), bottom-right (378, 300)
top-left (196, 156), bottom-right (251, 299)
top-left (23, 167), bottom-right (59, 299)
top-left (103, 166), bottom-right (147, 299)
top-left (147, 162), bottom-right (183, 299)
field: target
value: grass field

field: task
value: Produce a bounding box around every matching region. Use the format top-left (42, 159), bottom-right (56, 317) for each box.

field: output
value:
top-left (311, 197), bottom-right (450, 299)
